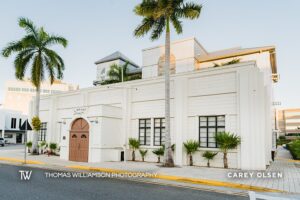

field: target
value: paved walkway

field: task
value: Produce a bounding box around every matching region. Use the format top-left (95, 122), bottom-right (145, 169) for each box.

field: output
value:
top-left (0, 145), bottom-right (299, 194)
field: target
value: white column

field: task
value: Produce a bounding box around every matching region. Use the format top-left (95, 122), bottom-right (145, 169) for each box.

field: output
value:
top-left (122, 88), bottom-right (131, 161)
top-left (174, 77), bottom-right (188, 166)
top-left (238, 66), bottom-right (266, 170)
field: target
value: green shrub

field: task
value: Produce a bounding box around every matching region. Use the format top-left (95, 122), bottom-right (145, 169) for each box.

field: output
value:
top-left (49, 143), bottom-right (57, 155)
top-left (26, 141), bottom-right (32, 153)
top-left (287, 140), bottom-right (300, 160)
top-left (279, 136), bottom-right (286, 140)
top-left (277, 139), bottom-right (291, 146)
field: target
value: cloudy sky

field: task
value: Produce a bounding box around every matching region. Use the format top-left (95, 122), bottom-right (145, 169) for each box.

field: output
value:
top-left (0, 0), bottom-right (299, 108)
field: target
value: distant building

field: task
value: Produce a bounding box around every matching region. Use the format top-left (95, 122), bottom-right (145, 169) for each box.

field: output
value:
top-left (277, 108), bottom-right (300, 136)
top-left (3, 79), bottom-right (79, 114)
top-left (0, 109), bottom-right (27, 144)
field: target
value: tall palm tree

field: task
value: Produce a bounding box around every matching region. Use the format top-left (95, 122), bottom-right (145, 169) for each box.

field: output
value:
top-left (134, 0), bottom-right (202, 167)
top-left (2, 18), bottom-right (68, 154)
top-left (215, 132), bottom-right (241, 168)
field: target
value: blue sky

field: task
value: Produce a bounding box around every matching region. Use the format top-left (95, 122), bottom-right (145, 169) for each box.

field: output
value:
top-left (0, 0), bottom-right (299, 108)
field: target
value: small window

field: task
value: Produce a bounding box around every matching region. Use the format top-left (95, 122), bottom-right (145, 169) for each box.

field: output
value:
top-left (11, 118), bottom-right (17, 129)
top-left (72, 134), bottom-right (77, 139)
top-left (81, 134), bottom-right (87, 139)
top-left (139, 119), bottom-right (151, 146)
top-left (199, 116), bottom-right (225, 148)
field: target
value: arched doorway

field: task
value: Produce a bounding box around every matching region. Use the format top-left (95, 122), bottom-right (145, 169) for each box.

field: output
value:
top-left (69, 118), bottom-right (89, 162)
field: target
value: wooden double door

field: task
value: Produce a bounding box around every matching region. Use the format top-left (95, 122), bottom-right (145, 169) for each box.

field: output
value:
top-left (69, 118), bottom-right (89, 162)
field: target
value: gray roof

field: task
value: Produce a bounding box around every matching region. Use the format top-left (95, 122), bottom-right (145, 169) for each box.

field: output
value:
top-left (95, 51), bottom-right (140, 68)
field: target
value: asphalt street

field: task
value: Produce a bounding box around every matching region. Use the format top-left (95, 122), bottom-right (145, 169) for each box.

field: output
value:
top-left (0, 163), bottom-right (248, 200)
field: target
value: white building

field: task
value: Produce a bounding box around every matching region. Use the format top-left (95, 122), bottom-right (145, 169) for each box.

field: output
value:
top-left (3, 79), bottom-right (79, 114)
top-left (29, 37), bottom-right (278, 170)
top-left (0, 109), bottom-right (27, 144)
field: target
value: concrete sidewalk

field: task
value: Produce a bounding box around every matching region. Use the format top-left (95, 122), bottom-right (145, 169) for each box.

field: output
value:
top-left (0, 145), bottom-right (299, 195)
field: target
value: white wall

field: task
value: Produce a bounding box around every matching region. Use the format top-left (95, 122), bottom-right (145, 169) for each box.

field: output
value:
top-left (142, 38), bottom-right (203, 79)
top-left (34, 61), bottom-right (273, 169)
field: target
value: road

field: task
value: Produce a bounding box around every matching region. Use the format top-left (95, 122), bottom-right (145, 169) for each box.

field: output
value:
top-left (0, 163), bottom-right (248, 200)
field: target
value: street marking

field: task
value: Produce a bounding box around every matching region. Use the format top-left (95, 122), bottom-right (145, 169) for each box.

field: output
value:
top-left (0, 157), bottom-right (45, 165)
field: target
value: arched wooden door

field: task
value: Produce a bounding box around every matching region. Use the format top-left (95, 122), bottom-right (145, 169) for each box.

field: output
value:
top-left (69, 118), bottom-right (89, 162)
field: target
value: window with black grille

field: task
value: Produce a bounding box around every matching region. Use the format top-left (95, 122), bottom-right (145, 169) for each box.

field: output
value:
top-left (39, 122), bottom-right (47, 141)
top-left (139, 119), bottom-right (151, 146)
top-left (199, 116), bottom-right (225, 148)
top-left (154, 118), bottom-right (165, 146)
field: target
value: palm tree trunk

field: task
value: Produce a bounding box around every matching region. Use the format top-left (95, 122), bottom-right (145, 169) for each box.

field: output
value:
top-left (163, 17), bottom-right (174, 167)
top-left (132, 150), bottom-right (135, 161)
top-left (32, 86), bottom-right (40, 154)
top-left (189, 154), bottom-right (193, 166)
top-left (158, 156), bottom-right (160, 163)
top-left (224, 152), bottom-right (228, 168)
top-left (207, 160), bottom-right (210, 167)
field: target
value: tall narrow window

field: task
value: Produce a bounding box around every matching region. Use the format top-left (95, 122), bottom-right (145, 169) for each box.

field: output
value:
top-left (199, 116), bottom-right (225, 148)
top-left (154, 118), bottom-right (165, 146)
top-left (11, 118), bottom-right (16, 129)
top-left (139, 119), bottom-right (151, 146)
top-left (19, 119), bottom-right (22, 129)
top-left (39, 122), bottom-right (47, 141)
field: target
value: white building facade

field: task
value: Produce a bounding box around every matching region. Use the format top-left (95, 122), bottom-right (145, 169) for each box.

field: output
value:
top-left (3, 79), bottom-right (79, 114)
top-left (0, 109), bottom-right (27, 144)
top-left (30, 38), bottom-right (278, 170)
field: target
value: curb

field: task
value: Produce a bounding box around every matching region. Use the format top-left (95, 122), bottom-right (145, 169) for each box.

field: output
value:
top-left (66, 165), bottom-right (284, 193)
top-left (0, 157), bottom-right (45, 165)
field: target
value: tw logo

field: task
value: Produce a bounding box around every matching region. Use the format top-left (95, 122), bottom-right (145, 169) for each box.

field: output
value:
top-left (19, 170), bottom-right (32, 180)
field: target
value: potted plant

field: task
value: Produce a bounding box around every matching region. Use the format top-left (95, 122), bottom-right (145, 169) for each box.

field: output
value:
top-left (26, 141), bottom-right (32, 153)
top-left (39, 141), bottom-right (47, 154)
top-left (183, 140), bottom-right (199, 166)
top-left (128, 138), bottom-right (140, 161)
top-left (49, 143), bottom-right (57, 156)
top-left (152, 147), bottom-right (164, 163)
top-left (216, 132), bottom-right (241, 168)
top-left (202, 151), bottom-right (218, 167)
top-left (139, 149), bottom-right (148, 162)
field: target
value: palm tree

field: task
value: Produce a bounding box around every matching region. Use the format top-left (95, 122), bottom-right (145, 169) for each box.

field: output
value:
top-left (129, 138), bottom-right (140, 161)
top-left (2, 18), bottom-right (67, 154)
top-left (134, 0), bottom-right (202, 167)
top-left (101, 62), bottom-right (141, 85)
top-left (139, 149), bottom-right (148, 162)
top-left (202, 151), bottom-right (218, 167)
top-left (152, 147), bottom-right (164, 163)
top-left (183, 140), bottom-right (199, 166)
top-left (215, 132), bottom-right (241, 168)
